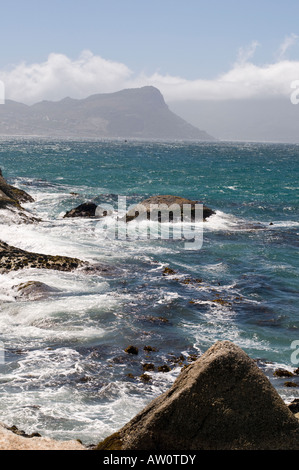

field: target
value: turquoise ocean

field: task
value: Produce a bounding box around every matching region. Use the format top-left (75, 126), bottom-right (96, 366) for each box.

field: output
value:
top-left (0, 138), bottom-right (298, 445)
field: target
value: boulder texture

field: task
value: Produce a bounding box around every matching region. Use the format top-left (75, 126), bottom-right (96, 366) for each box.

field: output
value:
top-left (125, 195), bottom-right (215, 223)
top-left (96, 341), bottom-right (299, 450)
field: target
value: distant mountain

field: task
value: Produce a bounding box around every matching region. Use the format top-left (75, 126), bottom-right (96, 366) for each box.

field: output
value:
top-left (0, 86), bottom-right (215, 141)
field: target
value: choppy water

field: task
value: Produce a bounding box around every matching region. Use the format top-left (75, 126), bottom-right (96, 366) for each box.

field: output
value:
top-left (0, 138), bottom-right (298, 445)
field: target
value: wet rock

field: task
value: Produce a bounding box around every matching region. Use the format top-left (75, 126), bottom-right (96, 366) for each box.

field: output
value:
top-left (142, 363), bottom-right (155, 372)
top-left (288, 400), bottom-right (299, 414)
top-left (143, 346), bottom-right (158, 353)
top-left (63, 202), bottom-right (110, 219)
top-left (124, 346), bottom-right (139, 355)
top-left (140, 373), bottom-right (152, 383)
top-left (13, 281), bottom-right (61, 301)
top-left (6, 425), bottom-right (41, 439)
top-left (274, 368), bottom-right (295, 378)
top-left (284, 382), bottom-right (298, 388)
top-left (163, 267), bottom-right (177, 276)
top-left (96, 341), bottom-right (299, 450)
top-left (0, 240), bottom-right (86, 273)
top-left (0, 169), bottom-right (34, 207)
top-left (64, 202), bottom-right (98, 218)
top-left (157, 365), bottom-right (171, 373)
top-left (125, 195), bottom-right (215, 223)
top-left (0, 169), bottom-right (37, 223)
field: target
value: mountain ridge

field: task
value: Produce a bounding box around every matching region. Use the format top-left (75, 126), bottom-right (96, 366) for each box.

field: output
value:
top-left (0, 86), bottom-right (215, 141)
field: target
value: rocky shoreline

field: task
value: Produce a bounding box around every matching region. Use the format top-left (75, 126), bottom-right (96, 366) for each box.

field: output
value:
top-left (0, 341), bottom-right (298, 450)
top-left (1, 170), bottom-right (298, 450)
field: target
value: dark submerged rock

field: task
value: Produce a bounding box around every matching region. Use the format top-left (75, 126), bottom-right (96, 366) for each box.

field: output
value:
top-left (96, 341), bottom-right (299, 450)
top-left (288, 399), bottom-right (299, 414)
top-left (124, 346), bottom-right (139, 355)
top-left (64, 202), bottom-right (98, 218)
top-left (274, 368), bottom-right (295, 378)
top-left (64, 202), bottom-right (108, 218)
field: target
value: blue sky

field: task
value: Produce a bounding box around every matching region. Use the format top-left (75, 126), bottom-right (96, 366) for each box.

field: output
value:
top-left (0, 0), bottom-right (299, 104)
top-left (1, 0), bottom-right (299, 78)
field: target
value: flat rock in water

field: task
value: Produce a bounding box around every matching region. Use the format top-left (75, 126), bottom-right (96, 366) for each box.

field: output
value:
top-left (125, 195), bottom-right (215, 223)
top-left (96, 341), bottom-right (299, 450)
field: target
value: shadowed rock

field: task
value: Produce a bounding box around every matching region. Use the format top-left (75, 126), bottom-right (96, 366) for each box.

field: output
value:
top-left (64, 202), bottom-right (97, 218)
top-left (96, 341), bottom-right (299, 450)
top-left (125, 195), bottom-right (215, 223)
top-left (63, 202), bottom-right (110, 219)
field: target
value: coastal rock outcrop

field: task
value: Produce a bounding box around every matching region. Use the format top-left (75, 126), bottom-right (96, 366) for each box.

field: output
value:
top-left (96, 341), bottom-right (299, 450)
top-left (63, 202), bottom-right (110, 219)
top-left (125, 195), bottom-right (215, 223)
top-left (0, 240), bottom-right (86, 273)
top-left (64, 202), bottom-right (97, 218)
top-left (0, 169), bottom-right (34, 208)
top-left (0, 169), bottom-right (38, 223)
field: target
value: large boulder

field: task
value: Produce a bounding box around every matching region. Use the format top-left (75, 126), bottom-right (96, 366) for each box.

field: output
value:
top-left (125, 195), bottom-right (215, 223)
top-left (96, 341), bottom-right (299, 450)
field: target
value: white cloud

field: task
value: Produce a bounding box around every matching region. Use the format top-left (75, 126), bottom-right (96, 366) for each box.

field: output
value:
top-left (1, 47), bottom-right (299, 105)
top-left (0, 50), bottom-right (133, 104)
top-left (277, 33), bottom-right (298, 60)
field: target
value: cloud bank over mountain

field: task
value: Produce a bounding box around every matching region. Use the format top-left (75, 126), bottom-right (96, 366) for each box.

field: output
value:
top-left (0, 39), bottom-right (298, 105)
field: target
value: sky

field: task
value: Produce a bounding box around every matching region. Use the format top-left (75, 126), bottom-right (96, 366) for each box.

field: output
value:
top-left (0, 0), bottom-right (299, 109)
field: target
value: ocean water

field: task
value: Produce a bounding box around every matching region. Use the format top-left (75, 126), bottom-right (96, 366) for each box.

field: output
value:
top-left (0, 138), bottom-right (298, 445)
